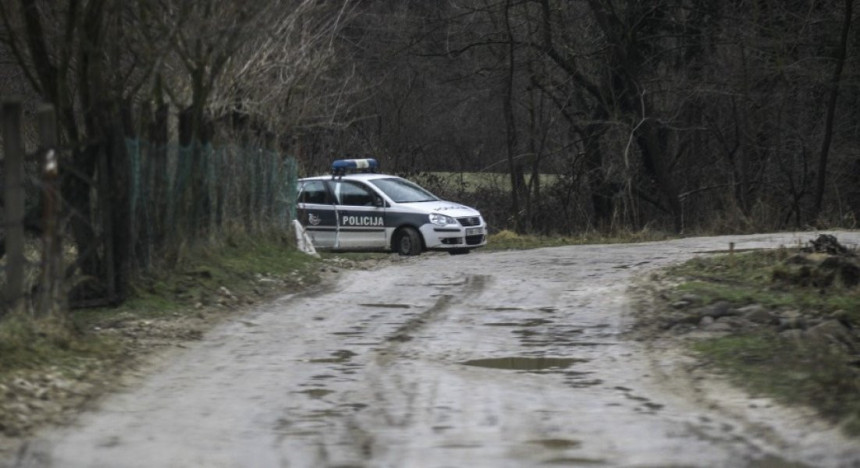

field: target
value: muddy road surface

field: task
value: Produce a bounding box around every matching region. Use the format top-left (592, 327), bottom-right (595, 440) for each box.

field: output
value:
top-left (8, 233), bottom-right (860, 467)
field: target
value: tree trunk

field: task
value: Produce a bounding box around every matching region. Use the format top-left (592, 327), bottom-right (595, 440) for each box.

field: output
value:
top-left (637, 119), bottom-right (683, 232)
top-left (503, 0), bottom-right (523, 232)
top-left (813, 0), bottom-right (853, 220)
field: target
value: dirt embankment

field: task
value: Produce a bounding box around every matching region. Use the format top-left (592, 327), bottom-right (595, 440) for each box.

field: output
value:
top-left (627, 234), bottom-right (860, 435)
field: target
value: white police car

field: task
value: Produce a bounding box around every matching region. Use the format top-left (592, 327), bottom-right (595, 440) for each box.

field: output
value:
top-left (296, 159), bottom-right (488, 255)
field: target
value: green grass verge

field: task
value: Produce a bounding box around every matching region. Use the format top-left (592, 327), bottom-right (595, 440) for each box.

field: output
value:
top-left (663, 249), bottom-right (860, 434)
top-left (665, 249), bottom-right (860, 319)
top-left (110, 234), bottom-right (319, 318)
top-left (485, 229), bottom-right (674, 251)
top-left (0, 315), bottom-right (119, 375)
top-left (693, 333), bottom-right (860, 434)
top-left (0, 233), bottom-right (324, 376)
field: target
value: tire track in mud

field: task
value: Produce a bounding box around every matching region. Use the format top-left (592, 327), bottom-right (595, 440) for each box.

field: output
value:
top-left (7, 233), bottom-right (860, 468)
top-left (270, 272), bottom-right (493, 466)
top-left (385, 275), bottom-right (490, 345)
top-left (322, 274), bottom-right (493, 463)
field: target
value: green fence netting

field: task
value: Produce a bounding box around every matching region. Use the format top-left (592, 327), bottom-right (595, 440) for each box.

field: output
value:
top-left (126, 139), bottom-right (298, 269)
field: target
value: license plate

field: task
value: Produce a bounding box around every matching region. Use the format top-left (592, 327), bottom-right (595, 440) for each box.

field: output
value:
top-left (465, 227), bottom-right (482, 236)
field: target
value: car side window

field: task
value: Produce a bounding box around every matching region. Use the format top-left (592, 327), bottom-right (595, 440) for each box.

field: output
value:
top-left (335, 181), bottom-right (376, 206)
top-left (299, 180), bottom-right (330, 204)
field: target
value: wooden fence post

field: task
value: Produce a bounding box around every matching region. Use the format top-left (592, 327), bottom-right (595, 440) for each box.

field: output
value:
top-left (37, 104), bottom-right (65, 320)
top-left (3, 100), bottom-right (25, 317)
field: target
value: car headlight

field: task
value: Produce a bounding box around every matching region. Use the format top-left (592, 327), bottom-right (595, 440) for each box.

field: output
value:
top-left (429, 213), bottom-right (456, 226)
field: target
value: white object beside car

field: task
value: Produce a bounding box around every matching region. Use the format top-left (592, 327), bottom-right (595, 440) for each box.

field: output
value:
top-left (296, 159), bottom-right (488, 255)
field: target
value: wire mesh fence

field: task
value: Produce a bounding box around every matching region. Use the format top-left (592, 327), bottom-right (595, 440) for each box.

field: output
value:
top-left (125, 139), bottom-right (298, 271)
top-left (2, 128), bottom-right (298, 314)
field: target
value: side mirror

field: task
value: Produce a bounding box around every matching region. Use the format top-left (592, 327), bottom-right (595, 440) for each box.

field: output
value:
top-left (373, 195), bottom-right (385, 207)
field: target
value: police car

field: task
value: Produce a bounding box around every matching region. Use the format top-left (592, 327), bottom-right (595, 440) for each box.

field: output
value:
top-left (296, 159), bottom-right (488, 255)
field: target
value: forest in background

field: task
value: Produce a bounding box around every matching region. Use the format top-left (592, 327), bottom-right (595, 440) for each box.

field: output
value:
top-left (2, 0), bottom-right (860, 308)
top-left (333, 0), bottom-right (860, 235)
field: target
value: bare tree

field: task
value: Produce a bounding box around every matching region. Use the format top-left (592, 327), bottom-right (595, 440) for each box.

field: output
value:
top-left (814, 0), bottom-right (854, 220)
top-left (1, 0), bottom-right (140, 303)
top-left (212, 0), bottom-right (359, 145)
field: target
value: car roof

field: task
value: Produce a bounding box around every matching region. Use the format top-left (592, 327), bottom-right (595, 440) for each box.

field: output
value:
top-left (299, 173), bottom-right (402, 182)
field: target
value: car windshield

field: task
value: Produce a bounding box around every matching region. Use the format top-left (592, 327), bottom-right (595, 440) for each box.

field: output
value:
top-left (369, 177), bottom-right (438, 203)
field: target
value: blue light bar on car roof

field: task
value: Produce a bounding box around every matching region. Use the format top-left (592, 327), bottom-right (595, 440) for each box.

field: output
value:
top-left (331, 158), bottom-right (378, 175)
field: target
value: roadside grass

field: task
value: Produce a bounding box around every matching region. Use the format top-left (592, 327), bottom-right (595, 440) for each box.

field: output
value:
top-left (693, 333), bottom-right (860, 434)
top-left (0, 232), bottom-right (323, 379)
top-left (662, 249), bottom-right (860, 435)
top-left (0, 314), bottom-right (118, 375)
top-left (665, 249), bottom-right (860, 320)
top-left (486, 229), bottom-right (674, 251)
top-left (118, 233), bottom-right (321, 317)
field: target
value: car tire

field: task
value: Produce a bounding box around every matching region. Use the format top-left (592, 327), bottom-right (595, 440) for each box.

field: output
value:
top-left (394, 227), bottom-right (422, 256)
top-left (448, 248), bottom-right (470, 255)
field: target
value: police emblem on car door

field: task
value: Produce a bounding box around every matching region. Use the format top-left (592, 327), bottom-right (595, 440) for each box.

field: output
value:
top-left (332, 180), bottom-right (386, 249)
top-left (296, 180), bottom-right (337, 248)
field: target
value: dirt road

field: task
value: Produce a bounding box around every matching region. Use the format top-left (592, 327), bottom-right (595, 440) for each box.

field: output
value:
top-left (8, 233), bottom-right (860, 467)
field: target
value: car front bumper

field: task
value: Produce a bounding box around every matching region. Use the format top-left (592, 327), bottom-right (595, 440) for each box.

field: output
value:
top-left (420, 224), bottom-right (488, 250)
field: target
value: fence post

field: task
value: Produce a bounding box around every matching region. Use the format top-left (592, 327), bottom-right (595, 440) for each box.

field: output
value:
top-left (2, 100), bottom-right (25, 317)
top-left (37, 104), bottom-right (65, 320)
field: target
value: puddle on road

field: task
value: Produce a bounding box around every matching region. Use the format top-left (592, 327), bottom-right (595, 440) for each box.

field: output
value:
top-left (303, 409), bottom-right (343, 420)
top-left (296, 388), bottom-right (334, 399)
top-left (340, 402), bottom-right (367, 411)
top-left (527, 438), bottom-right (582, 450)
top-left (541, 457), bottom-right (606, 465)
top-left (511, 326), bottom-right (617, 348)
top-left (483, 306), bottom-right (557, 313)
top-left (484, 318), bottom-right (554, 327)
top-left (436, 442), bottom-right (485, 449)
top-left (523, 341), bottom-right (613, 348)
top-left (565, 379), bottom-right (603, 388)
top-left (388, 333), bottom-right (413, 342)
top-left (460, 357), bottom-right (586, 371)
top-left (613, 261), bottom-right (652, 269)
top-left (358, 303), bottom-right (411, 309)
top-left (562, 371), bottom-right (603, 388)
top-left (615, 386), bottom-right (665, 413)
top-left (747, 454), bottom-right (812, 468)
top-left (309, 349), bottom-right (357, 364)
top-left (424, 279), bottom-right (469, 287)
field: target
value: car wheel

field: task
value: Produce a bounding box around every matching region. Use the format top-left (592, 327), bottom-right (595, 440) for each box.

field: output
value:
top-left (448, 248), bottom-right (470, 255)
top-left (394, 227), bottom-right (422, 256)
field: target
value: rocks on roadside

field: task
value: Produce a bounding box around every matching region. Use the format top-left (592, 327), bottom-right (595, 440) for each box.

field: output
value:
top-left (776, 235), bottom-right (860, 289)
top-left (804, 320), bottom-right (856, 348)
top-left (0, 369), bottom-right (97, 438)
top-left (653, 235), bottom-right (858, 345)
top-left (661, 297), bottom-right (859, 352)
